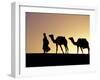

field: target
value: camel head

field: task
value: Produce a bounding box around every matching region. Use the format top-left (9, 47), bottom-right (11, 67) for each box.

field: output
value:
top-left (68, 37), bottom-right (74, 40)
top-left (49, 34), bottom-right (54, 38)
top-left (49, 34), bottom-right (55, 43)
top-left (69, 37), bottom-right (77, 45)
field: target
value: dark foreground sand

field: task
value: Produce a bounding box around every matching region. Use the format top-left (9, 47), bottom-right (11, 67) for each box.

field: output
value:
top-left (26, 53), bottom-right (89, 67)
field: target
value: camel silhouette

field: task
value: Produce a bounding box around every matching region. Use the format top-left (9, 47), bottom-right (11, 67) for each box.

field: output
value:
top-left (69, 37), bottom-right (90, 54)
top-left (49, 34), bottom-right (68, 54)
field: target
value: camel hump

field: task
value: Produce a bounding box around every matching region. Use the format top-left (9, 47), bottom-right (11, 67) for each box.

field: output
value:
top-left (78, 38), bottom-right (88, 44)
top-left (57, 36), bottom-right (67, 41)
top-left (77, 38), bottom-right (89, 47)
top-left (57, 36), bottom-right (66, 39)
top-left (78, 38), bottom-right (87, 42)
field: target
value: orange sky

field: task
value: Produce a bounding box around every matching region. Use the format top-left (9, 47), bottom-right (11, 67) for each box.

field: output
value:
top-left (26, 12), bottom-right (90, 54)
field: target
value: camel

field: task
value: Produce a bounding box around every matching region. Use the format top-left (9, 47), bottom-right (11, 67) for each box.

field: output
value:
top-left (69, 37), bottom-right (90, 54)
top-left (49, 34), bottom-right (68, 54)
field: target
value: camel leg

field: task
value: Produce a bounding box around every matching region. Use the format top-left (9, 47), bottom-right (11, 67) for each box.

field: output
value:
top-left (60, 45), bottom-right (64, 54)
top-left (64, 44), bottom-right (68, 54)
top-left (88, 47), bottom-right (90, 54)
top-left (80, 47), bottom-right (83, 54)
top-left (67, 47), bottom-right (69, 53)
top-left (44, 50), bottom-right (45, 53)
top-left (65, 46), bottom-right (68, 54)
top-left (56, 44), bottom-right (58, 54)
top-left (77, 46), bottom-right (79, 54)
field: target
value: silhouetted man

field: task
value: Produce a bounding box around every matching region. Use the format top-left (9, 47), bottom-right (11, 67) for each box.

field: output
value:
top-left (43, 33), bottom-right (50, 53)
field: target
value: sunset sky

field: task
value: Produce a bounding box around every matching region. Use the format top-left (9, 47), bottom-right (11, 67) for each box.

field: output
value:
top-left (26, 12), bottom-right (90, 54)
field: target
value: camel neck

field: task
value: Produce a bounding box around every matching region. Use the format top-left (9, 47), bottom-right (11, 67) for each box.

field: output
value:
top-left (50, 36), bottom-right (56, 43)
top-left (70, 39), bottom-right (77, 45)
